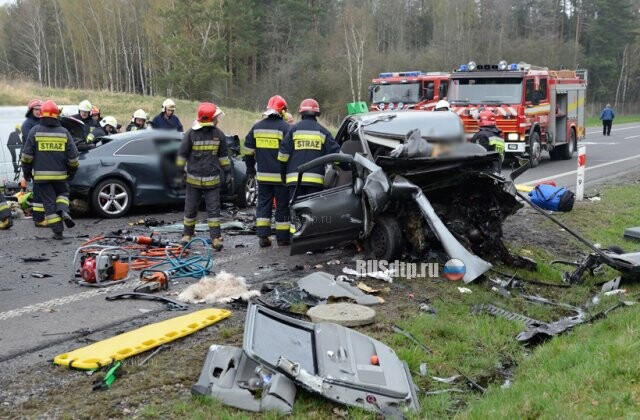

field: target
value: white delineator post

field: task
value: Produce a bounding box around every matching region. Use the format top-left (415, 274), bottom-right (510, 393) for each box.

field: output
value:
top-left (576, 145), bottom-right (586, 201)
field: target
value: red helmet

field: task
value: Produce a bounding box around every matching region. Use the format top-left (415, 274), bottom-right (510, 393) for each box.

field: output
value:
top-left (299, 98), bottom-right (320, 115)
top-left (267, 95), bottom-right (288, 113)
top-left (197, 102), bottom-right (217, 123)
top-left (478, 110), bottom-right (496, 127)
top-left (40, 100), bottom-right (60, 118)
top-left (26, 99), bottom-right (42, 117)
top-left (90, 106), bottom-right (100, 116)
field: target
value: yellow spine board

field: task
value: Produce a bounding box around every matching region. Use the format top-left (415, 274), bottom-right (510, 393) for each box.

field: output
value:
top-left (54, 308), bottom-right (231, 370)
top-left (516, 184), bottom-right (534, 193)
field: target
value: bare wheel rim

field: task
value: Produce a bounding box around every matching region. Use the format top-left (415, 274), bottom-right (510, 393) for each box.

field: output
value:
top-left (246, 177), bottom-right (257, 206)
top-left (98, 183), bottom-right (129, 215)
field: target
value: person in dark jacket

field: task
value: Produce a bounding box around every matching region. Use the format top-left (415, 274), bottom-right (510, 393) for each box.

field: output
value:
top-left (89, 106), bottom-right (101, 130)
top-left (21, 99), bottom-right (42, 143)
top-left (151, 99), bottom-right (183, 131)
top-left (600, 104), bottom-right (615, 136)
top-left (126, 109), bottom-right (148, 131)
top-left (21, 100), bottom-right (78, 239)
top-left (176, 102), bottom-right (232, 251)
top-left (86, 116), bottom-right (118, 144)
top-left (7, 125), bottom-right (22, 174)
top-left (71, 100), bottom-right (93, 139)
top-left (471, 110), bottom-right (505, 165)
top-left (245, 95), bottom-right (291, 248)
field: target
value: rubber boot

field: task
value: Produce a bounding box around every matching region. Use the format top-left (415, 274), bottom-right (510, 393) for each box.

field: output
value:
top-left (259, 236), bottom-right (272, 248)
top-left (59, 210), bottom-right (75, 228)
top-left (212, 237), bottom-right (224, 252)
top-left (180, 235), bottom-right (192, 245)
top-left (0, 217), bottom-right (12, 230)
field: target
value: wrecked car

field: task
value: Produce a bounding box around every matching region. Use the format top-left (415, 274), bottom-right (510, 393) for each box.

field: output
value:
top-left (67, 127), bottom-right (253, 218)
top-left (289, 111), bottom-right (531, 271)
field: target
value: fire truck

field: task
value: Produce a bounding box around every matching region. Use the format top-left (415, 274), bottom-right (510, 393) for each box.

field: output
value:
top-left (368, 71), bottom-right (450, 111)
top-left (448, 61), bottom-right (587, 167)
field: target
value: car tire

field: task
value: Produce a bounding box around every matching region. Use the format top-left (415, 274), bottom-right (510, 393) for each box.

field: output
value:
top-left (366, 216), bottom-right (403, 260)
top-left (529, 132), bottom-right (542, 168)
top-left (91, 178), bottom-right (133, 218)
top-left (235, 176), bottom-right (256, 208)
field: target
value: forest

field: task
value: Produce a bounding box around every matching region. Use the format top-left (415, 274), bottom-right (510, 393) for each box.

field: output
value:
top-left (0, 0), bottom-right (637, 119)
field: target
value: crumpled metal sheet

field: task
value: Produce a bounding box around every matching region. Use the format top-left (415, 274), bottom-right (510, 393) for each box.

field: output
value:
top-left (354, 153), bottom-right (390, 215)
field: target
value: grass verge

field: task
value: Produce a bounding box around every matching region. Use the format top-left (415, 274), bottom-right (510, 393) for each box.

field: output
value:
top-left (586, 114), bottom-right (640, 127)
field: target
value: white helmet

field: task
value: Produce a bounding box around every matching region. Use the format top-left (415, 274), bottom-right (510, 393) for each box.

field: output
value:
top-left (78, 100), bottom-right (92, 112)
top-left (162, 99), bottom-right (176, 111)
top-left (100, 116), bottom-right (118, 130)
top-left (434, 100), bottom-right (450, 111)
top-left (133, 109), bottom-right (147, 120)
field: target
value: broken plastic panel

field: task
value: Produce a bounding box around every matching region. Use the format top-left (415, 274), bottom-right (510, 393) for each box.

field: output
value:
top-left (298, 271), bottom-right (382, 305)
top-left (243, 303), bottom-right (420, 414)
top-left (192, 344), bottom-right (296, 414)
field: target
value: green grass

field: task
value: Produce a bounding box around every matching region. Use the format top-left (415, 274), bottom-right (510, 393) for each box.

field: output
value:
top-left (586, 114), bottom-right (640, 127)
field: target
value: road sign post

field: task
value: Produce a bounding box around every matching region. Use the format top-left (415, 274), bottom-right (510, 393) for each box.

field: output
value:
top-left (576, 145), bottom-right (586, 201)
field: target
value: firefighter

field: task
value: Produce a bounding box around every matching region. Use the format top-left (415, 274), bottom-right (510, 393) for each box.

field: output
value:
top-left (434, 100), bottom-right (450, 111)
top-left (7, 125), bottom-right (22, 174)
top-left (126, 109), bottom-right (148, 131)
top-left (0, 192), bottom-right (12, 230)
top-left (151, 99), bottom-right (184, 131)
top-left (278, 98), bottom-right (340, 201)
top-left (600, 103), bottom-right (615, 136)
top-left (176, 102), bottom-right (232, 252)
top-left (21, 99), bottom-right (42, 142)
top-left (21, 100), bottom-right (79, 240)
top-left (71, 100), bottom-right (94, 139)
top-left (244, 95), bottom-right (292, 248)
top-left (471, 110), bottom-right (505, 161)
top-left (86, 116), bottom-right (118, 144)
top-left (89, 106), bottom-right (101, 130)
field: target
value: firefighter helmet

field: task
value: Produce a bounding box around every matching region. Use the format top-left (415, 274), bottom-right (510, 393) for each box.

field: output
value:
top-left (267, 95), bottom-right (288, 113)
top-left (478, 110), bottom-right (496, 127)
top-left (40, 100), bottom-right (60, 118)
top-left (434, 100), bottom-right (450, 111)
top-left (162, 99), bottom-right (176, 112)
top-left (78, 100), bottom-right (92, 112)
top-left (26, 99), bottom-right (42, 117)
top-left (90, 106), bottom-right (100, 117)
top-left (100, 116), bottom-right (118, 130)
top-left (299, 98), bottom-right (320, 116)
top-left (132, 109), bottom-right (147, 120)
top-left (197, 102), bottom-right (217, 123)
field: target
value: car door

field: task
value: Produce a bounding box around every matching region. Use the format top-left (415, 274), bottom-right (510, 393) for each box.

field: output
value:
top-left (113, 138), bottom-right (164, 204)
top-left (154, 137), bottom-right (186, 199)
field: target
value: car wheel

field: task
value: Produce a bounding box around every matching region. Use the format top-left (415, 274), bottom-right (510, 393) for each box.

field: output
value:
top-left (69, 198), bottom-right (89, 217)
top-left (91, 178), bottom-right (133, 218)
top-left (366, 216), bottom-right (403, 260)
top-left (528, 132), bottom-right (542, 168)
top-left (235, 176), bottom-right (256, 208)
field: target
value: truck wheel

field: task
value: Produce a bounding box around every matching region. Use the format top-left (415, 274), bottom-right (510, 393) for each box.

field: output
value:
top-left (529, 132), bottom-right (542, 168)
top-left (560, 129), bottom-right (576, 160)
top-left (366, 216), bottom-right (403, 260)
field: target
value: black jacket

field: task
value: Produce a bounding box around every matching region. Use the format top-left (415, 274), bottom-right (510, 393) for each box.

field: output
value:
top-left (176, 124), bottom-right (231, 189)
top-left (21, 115), bottom-right (39, 143)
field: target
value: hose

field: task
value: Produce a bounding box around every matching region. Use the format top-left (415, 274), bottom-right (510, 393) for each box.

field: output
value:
top-left (146, 237), bottom-right (213, 279)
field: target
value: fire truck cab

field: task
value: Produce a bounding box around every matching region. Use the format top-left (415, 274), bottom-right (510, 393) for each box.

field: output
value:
top-left (368, 71), bottom-right (450, 112)
top-left (448, 61), bottom-right (587, 167)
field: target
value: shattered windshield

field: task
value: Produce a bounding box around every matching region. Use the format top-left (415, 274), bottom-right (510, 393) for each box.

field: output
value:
top-left (449, 77), bottom-right (523, 104)
top-left (371, 83), bottom-right (421, 104)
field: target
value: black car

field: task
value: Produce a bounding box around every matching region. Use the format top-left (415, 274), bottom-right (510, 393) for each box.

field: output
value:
top-left (65, 121), bottom-right (254, 218)
top-left (288, 111), bottom-right (528, 268)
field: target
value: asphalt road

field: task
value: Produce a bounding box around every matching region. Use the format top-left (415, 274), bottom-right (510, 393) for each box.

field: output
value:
top-left (1, 105), bottom-right (640, 371)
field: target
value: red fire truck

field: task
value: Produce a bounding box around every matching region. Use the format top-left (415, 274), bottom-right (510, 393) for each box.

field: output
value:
top-left (368, 71), bottom-right (450, 111)
top-left (448, 61), bottom-right (587, 167)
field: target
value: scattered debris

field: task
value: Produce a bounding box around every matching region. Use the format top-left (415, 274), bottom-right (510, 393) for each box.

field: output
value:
top-left (392, 325), bottom-right (431, 354)
top-left (600, 277), bottom-right (622, 293)
top-left (21, 257), bottom-right (50, 262)
top-left (306, 303), bottom-right (376, 326)
top-left (177, 271), bottom-right (260, 304)
top-left (54, 308), bottom-right (231, 369)
top-left (604, 289), bottom-right (627, 296)
top-left (418, 303), bottom-right (437, 314)
top-left (297, 272), bottom-right (382, 305)
top-left (138, 346), bottom-right (166, 367)
top-left (419, 363), bottom-right (428, 376)
top-left (342, 266), bottom-right (394, 283)
top-left (424, 388), bottom-right (465, 395)
top-left (432, 375), bottom-right (461, 384)
top-left (31, 272), bottom-right (53, 278)
top-left (151, 221), bottom-right (246, 233)
top-left (458, 287), bottom-right (472, 294)
top-left (624, 226), bottom-right (640, 241)
top-left (106, 292), bottom-right (188, 311)
top-left (93, 361), bottom-right (123, 391)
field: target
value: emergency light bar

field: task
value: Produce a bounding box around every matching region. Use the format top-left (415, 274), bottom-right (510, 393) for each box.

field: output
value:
top-left (457, 60), bottom-right (521, 72)
top-left (379, 71), bottom-right (425, 78)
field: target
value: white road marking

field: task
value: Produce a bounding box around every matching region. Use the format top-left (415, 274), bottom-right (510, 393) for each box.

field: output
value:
top-left (586, 125), bottom-right (640, 135)
top-left (580, 142), bottom-right (618, 145)
top-left (624, 134), bottom-right (640, 140)
top-left (523, 152), bottom-right (640, 185)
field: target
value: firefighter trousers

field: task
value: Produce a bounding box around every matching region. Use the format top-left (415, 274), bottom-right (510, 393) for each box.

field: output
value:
top-left (38, 182), bottom-right (70, 234)
top-left (183, 184), bottom-right (221, 239)
top-left (0, 192), bottom-right (10, 220)
top-left (31, 183), bottom-right (45, 223)
top-left (256, 183), bottom-right (290, 241)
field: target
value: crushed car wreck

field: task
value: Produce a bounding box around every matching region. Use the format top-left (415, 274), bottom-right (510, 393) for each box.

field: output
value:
top-left (289, 111), bottom-right (534, 280)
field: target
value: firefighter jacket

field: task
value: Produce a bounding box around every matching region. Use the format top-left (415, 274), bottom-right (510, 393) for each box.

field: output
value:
top-left (126, 122), bottom-right (146, 132)
top-left (244, 115), bottom-right (291, 185)
top-left (86, 126), bottom-right (110, 143)
top-left (71, 113), bottom-right (93, 139)
top-left (151, 112), bottom-right (184, 132)
top-left (278, 116), bottom-right (341, 186)
top-left (21, 118), bottom-right (79, 183)
top-left (471, 126), bottom-right (505, 160)
top-left (176, 124), bottom-right (231, 189)
top-left (21, 115), bottom-right (39, 143)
